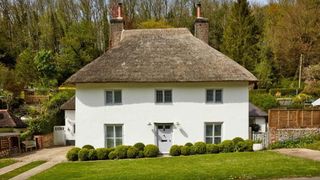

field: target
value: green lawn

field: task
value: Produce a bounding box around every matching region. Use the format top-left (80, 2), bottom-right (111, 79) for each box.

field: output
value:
top-left (31, 152), bottom-right (320, 180)
top-left (0, 159), bottom-right (17, 169)
top-left (0, 161), bottom-right (46, 180)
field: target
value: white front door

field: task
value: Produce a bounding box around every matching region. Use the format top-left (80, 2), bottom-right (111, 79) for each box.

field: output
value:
top-left (157, 124), bottom-right (173, 153)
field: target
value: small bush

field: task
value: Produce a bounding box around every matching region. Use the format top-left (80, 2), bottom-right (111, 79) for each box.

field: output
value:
top-left (115, 145), bottom-right (129, 159)
top-left (221, 140), bottom-right (235, 153)
top-left (127, 147), bottom-right (139, 158)
top-left (144, 144), bottom-right (159, 157)
top-left (66, 147), bottom-right (81, 161)
top-left (169, 145), bottom-right (181, 156)
top-left (108, 151), bottom-right (117, 160)
top-left (88, 149), bottom-right (98, 160)
top-left (133, 142), bottom-right (145, 151)
top-left (185, 142), bottom-right (193, 147)
top-left (194, 142), bottom-right (206, 154)
top-left (137, 151), bottom-right (144, 158)
top-left (78, 148), bottom-right (90, 161)
top-left (232, 137), bottom-right (244, 145)
top-left (190, 146), bottom-right (197, 155)
top-left (244, 140), bottom-right (253, 151)
top-left (180, 146), bottom-right (191, 156)
top-left (206, 144), bottom-right (220, 154)
top-left (96, 148), bottom-right (113, 160)
top-left (82, 145), bottom-right (94, 150)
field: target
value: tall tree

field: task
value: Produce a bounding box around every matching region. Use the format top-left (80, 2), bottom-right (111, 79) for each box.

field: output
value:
top-left (221, 0), bottom-right (261, 71)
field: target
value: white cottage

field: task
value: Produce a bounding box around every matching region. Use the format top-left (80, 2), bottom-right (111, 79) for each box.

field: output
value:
top-left (63, 3), bottom-right (257, 153)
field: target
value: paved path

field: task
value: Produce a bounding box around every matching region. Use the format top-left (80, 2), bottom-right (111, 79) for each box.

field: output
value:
top-left (274, 148), bottom-right (320, 161)
top-left (0, 146), bottom-right (72, 179)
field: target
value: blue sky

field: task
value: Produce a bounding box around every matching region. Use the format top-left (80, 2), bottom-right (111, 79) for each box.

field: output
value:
top-left (248, 0), bottom-right (269, 5)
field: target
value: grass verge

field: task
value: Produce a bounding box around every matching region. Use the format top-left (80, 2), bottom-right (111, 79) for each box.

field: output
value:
top-left (0, 161), bottom-right (46, 180)
top-left (31, 151), bottom-right (320, 180)
top-left (0, 159), bottom-right (17, 169)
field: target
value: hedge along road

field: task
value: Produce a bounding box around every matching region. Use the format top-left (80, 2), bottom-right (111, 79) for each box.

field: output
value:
top-left (0, 146), bottom-right (72, 180)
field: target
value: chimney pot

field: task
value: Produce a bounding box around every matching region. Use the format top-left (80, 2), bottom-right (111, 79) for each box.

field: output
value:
top-left (109, 2), bottom-right (124, 48)
top-left (194, 3), bottom-right (209, 44)
top-left (117, 3), bottom-right (123, 19)
top-left (196, 3), bottom-right (201, 18)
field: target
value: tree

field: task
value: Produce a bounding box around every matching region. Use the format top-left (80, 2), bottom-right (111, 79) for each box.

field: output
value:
top-left (15, 49), bottom-right (38, 85)
top-left (34, 50), bottom-right (57, 87)
top-left (222, 0), bottom-right (261, 72)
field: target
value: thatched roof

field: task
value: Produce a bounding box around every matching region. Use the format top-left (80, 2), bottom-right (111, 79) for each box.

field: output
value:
top-left (60, 96), bottom-right (75, 110)
top-left (249, 103), bottom-right (268, 117)
top-left (65, 28), bottom-right (257, 84)
top-left (0, 110), bottom-right (27, 128)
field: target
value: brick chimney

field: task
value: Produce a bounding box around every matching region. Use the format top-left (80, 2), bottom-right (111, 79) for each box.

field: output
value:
top-left (109, 3), bottom-right (124, 48)
top-left (194, 3), bottom-right (209, 44)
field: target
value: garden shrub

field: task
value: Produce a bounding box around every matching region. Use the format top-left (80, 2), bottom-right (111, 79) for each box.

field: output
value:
top-left (180, 146), bottom-right (191, 156)
top-left (206, 144), bottom-right (220, 154)
top-left (78, 148), bottom-right (90, 161)
top-left (133, 142), bottom-right (145, 151)
top-left (235, 141), bottom-right (247, 152)
top-left (137, 151), bottom-right (144, 158)
top-left (249, 92), bottom-right (278, 111)
top-left (82, 145), bottom-right (94, 149)
top-left (194, 142), bottom-right (206, 154)
top-left (88, 149), bottom-right (98, 160)
top-left (66, 147), bottom-right (81, 161)
top-left (190, 146), bottom-right (197, 155)
top-left (169, 145), bottom-right (181, 156)
top-left (221, 140), bottom-right (235, 153)
top-left (144, 144), bottom-right (159, 157)
top-left (96, 148), bottom-right (112, 160)
top-left (115, 145), bottom-right (129, 159)
top-left (127, 147), bottom-right (139, 158)
top-left (185, 142), bottom-right (193, 147)
top-left (108, 151), bottom-right (117, 160)
top-left (244, 140), bottom-right (253, 151)
top-left (232, 137), bottom-right (244, 145)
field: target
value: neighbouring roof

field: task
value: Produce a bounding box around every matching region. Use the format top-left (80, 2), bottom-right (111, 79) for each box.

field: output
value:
top-left (249, 103), bottom-right (268, 117)
top-left (0, 110), bottom-right (27, 128)
top-left (60, 96), bottom-right (75, 110)
top-left (312, 98), bottom-right (320, 106)
top-left (65, 28), bottom-right (257, 84)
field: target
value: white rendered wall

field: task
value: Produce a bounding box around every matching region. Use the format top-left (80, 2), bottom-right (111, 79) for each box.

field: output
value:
top-left (75, 82), bottom-right (249, 149)
top-left (65, 110), bottom-right (75, 140)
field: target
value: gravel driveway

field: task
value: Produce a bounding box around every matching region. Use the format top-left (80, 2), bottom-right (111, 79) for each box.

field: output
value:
top-left (274, 148), bottom-right (320, 161)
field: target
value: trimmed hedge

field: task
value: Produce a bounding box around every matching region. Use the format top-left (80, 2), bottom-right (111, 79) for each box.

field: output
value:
top-left (82, 145), bottom-right (94, 150)
top-left (221, 140), bottom-right (235, 153)
top-left (78, 148), bottom-right (89, 161)
top-left (194, 142), bottom-right (206, 154)
top-left (88, 149), bottom-right (98, 160)
top-left (169, 145), bottom-right (181, 156)
top-left (185, 142), bottom-right (193, 147)
top-left (144, 144), bottom-right (159, 157)
top-left (232, 137), bottom-right (244, 145)
top-left (133, 142), bottom-right (145, 151)
top-left (137, 151), bottom-right (144, 158)
top-left (115, 145), bottom-right (129, 159)
top-left (127, 147), bottom-right (139, 158)
top-left (66, 147), bottom-right (81, 161)
top-left (108, 151), bottom-right (117, 160)
top-left (96, 148), bottom-right (113, 160)
top-left (180, 146), bottom-right (191, 156)
top-left (206, 144), bottom-right (220, 154)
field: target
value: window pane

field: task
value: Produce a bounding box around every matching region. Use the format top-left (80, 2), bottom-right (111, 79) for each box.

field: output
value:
top-left (164, 90), bottom-right (172, 103)
top-left (214, 137), bottom-right (221, 144)
top-left (114, 90), bottom-right (122, 103)
top-left (106, 139), bottom-right (114, 148)
top-left (206, 90), bottom-right (214, 102)
top-left (115, 126), bottom-right (122, 137)
top-left (106, 91), bottom-right (113, 104)
top-left (206, 124), bottom-right (213, 136)
top-left (215, 90), bottom-right (222, 103)
top-left (156, 90), bottom-right (163, 103)
top-left (106, 126), bottom-right (114, 138)
top-left (206, 137), bottom-right (213, 144)
top-left (116, 138), bottom-right (122, 146)
top-left (214, 124), bottom-right (222, 136)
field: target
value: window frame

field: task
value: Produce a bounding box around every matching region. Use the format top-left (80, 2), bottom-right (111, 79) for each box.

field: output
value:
top-left (155, 89), bottom-right (173, 104)
top-left (105, 90), bottom-right (122, 105)
top-left (104, 124), bottom-right (123, 148)
top-left (206, 89), bottom-right (223, 104)
top-left (204, 122), bottom-right (223, 144)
